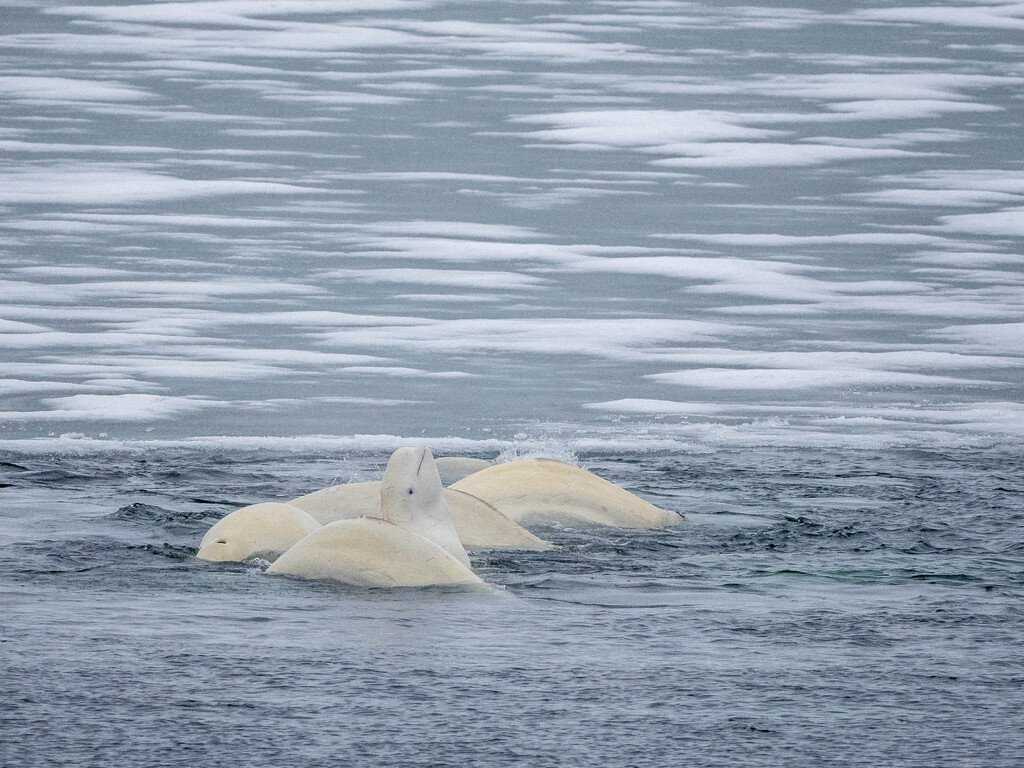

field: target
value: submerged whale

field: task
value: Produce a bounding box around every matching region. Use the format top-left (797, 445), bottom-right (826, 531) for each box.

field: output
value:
top-left (451, 458), bottom-right (683, 529)
top-left (268, 447), bottom-right (482, 587)
top-left (196, 502), bottom-right (319, 562)
top-left (289, 480), bottom-right (550, 552)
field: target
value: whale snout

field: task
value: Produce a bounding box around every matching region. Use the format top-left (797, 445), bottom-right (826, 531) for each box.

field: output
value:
top-left (196, 539), bottom-right (233, 562)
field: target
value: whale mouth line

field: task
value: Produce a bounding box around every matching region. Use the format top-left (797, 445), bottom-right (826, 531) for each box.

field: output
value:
top-left (416, 448), bottom-right (427, 477)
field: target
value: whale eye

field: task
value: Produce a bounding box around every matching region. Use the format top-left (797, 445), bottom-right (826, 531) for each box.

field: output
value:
top-left (215, 539), bottom-right (227, 544)
top-left (408, 487), bottom-right (414, 495)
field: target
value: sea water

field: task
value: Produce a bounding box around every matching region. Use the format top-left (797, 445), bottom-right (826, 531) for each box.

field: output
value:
top-left (1, 1), bottom-right (1022, 765)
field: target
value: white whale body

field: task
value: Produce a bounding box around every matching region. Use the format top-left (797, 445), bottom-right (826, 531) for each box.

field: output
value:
top-left (451, 458), bottom-right (683, 529)
top-left (445, 488), bottom-right (552, 551)
top-left (268, 447), bottom-right (482, 587)
top-left (290, 481), bottom-right (550, 552)
top-left (435, 456), bottom-right (493, 485)
top-left (266, 518), bottom-right (480, 588)
top-left (197, 502), bottom-right (319, 562)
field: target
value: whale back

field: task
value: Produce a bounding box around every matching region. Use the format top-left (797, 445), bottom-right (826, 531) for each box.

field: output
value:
top-left (435, 456), bottom-right (493, 485)
top-left (379, 447), bottom-right (470, 567)
top-left (451, 458), bottom-right (683, 529)
top-left (445, 489), bottom-right (552, 551)
top-left (267, 518), bottom-right (481, 587)
top-left (289, 481), bottom-right (550, 551)
top-left (289, 481), bottom-right (379, 524)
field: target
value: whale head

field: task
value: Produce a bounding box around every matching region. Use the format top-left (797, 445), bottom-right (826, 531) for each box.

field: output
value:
top-left (197, 502), bottom-right (319, 563)
top-left (379, 446), bottom-right (470, 567)
top-left (380, 446), bottom-right (444, 524)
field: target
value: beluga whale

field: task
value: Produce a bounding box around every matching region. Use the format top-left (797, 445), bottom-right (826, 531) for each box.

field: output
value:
top-left (435, 456), bottom-right (493, 485)
top-left (451, 458), bottom-right (683, 529)
top-left (196, 502), bottom-right (320, 563)
top-left (289, 480), bottom-right (551, 552)
top-left (268, 447), bottom-right (483, 588)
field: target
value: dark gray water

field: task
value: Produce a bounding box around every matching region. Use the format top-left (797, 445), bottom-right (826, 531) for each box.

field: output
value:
top-left (3, 0), bottom-right (1024, 764)
top-left (3, 445), bottom-right (1023, 766)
